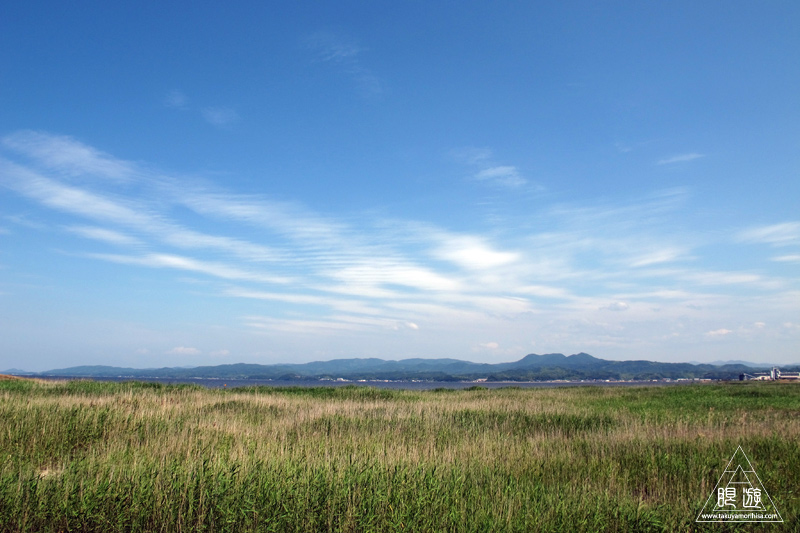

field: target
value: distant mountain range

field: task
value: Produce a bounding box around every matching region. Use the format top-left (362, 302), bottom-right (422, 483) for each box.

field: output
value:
top-left (690, 360), bottom-right (780, 368)
top-left (10, 353), bottom-right (798, 382)
top-left (1, 368), bottom-right (34, 375)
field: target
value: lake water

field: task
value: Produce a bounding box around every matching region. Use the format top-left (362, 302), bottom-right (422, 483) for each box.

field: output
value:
top-left (38, 376), bottom-right (694, 390)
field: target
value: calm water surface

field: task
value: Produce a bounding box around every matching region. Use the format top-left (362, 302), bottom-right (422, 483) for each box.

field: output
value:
top-left (38, 376), bottom-right (696, 390)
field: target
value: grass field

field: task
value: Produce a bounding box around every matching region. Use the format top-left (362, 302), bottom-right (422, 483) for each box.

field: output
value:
top-left (0, 379), bottom-right (798, 532)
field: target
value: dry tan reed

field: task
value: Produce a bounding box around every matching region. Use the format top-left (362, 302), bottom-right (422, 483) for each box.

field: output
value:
top-left (0, 380), bottom-right (797, 531)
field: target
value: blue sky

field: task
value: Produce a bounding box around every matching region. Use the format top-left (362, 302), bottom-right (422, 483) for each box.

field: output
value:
top-left (1, 2), bottom-right (798, 371)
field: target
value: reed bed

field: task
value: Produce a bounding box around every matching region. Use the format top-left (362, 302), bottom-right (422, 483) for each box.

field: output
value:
top-left (0, 380), bottom-right (798, 531)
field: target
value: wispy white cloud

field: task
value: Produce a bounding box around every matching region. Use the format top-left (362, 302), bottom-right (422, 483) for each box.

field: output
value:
top-left (331, 263), bottom-right (461, 293)
top-left (167, 346), bottom-right (200, 355)
top-left (306, 32), bottom-right (361, 62)
top-left (0, 159), bottom-right (153, 225)
top-left (517, 285), bottom-right (574, 300)
top-left (66, 225), bottom-right (143, 247)
top-left (223, 287), bottom-right (382, 316)
top-left (201, 107), bottom-right (240, 127)
top-left (175, 191), bottom-right (352, 250)
top-left (738, 222), bottom-right (800, 247)
top-left (614, 139), bottom-right (657, 154)
top-left (88, 252), bottom-right (293, 285)
top-left (657, 153), bottom-right (705, 165)
top-left (629, 247), bottom-right (686, 267)
top-left (602, 302), bottom-right (630, 312)
top-left (244, 314), bottom-right (397, 334)
top-left (474, 166), bottom-right (526, 187)
top-left (450, 147), bottom-right (493, 165)
top-left (706, 328), bottom-right (732, 337)
top-left (164, 90), bottom-right (188, 109)
top-left (453, 147), bottom-right (528, 188)
top-left (0, 159), bottom-right (284, 263)
top-left (547, 188), bottom-right (689, 229)
top-left (305, 32), bottom-right (383, 97)
top-left (163, 91), bottom-right (242, 130)
top-left (433, 235), bottom-right (519, 270)
top-left (616, 289), bottom-right (689, 300)
top-left (3, 131), bottom-right (137, 182)
top-left (2, 130), bottom-right (798, 363)
top-left (680, 270), bottom-right (774, 287)
top-left (615, 142), bottom-right (633, 153)
top-left (3, 214), bottom-right (39, 230)
top-left (772, 254), bottom-right (800, 263)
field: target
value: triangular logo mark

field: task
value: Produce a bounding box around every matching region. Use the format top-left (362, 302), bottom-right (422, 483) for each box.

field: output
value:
top-left (696, 446), bottom-right (783, 522)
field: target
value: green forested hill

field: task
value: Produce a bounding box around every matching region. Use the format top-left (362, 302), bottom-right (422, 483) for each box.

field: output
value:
top-left (33, 353), bottom-right (794, 381)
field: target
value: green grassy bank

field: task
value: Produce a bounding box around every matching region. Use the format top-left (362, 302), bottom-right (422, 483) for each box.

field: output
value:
top-left (0, 380), bottom-right (798, 532)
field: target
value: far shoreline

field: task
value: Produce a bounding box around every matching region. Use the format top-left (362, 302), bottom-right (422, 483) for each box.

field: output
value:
top-left (29, 375), bottom-right (713, 390)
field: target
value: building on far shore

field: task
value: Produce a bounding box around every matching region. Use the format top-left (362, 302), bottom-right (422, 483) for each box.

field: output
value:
top-left (740, 367), bottom-right (800, 381)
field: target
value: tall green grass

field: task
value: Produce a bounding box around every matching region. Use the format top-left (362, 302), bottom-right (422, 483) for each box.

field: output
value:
top-left (0, 380), bottom-right (798, 531)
